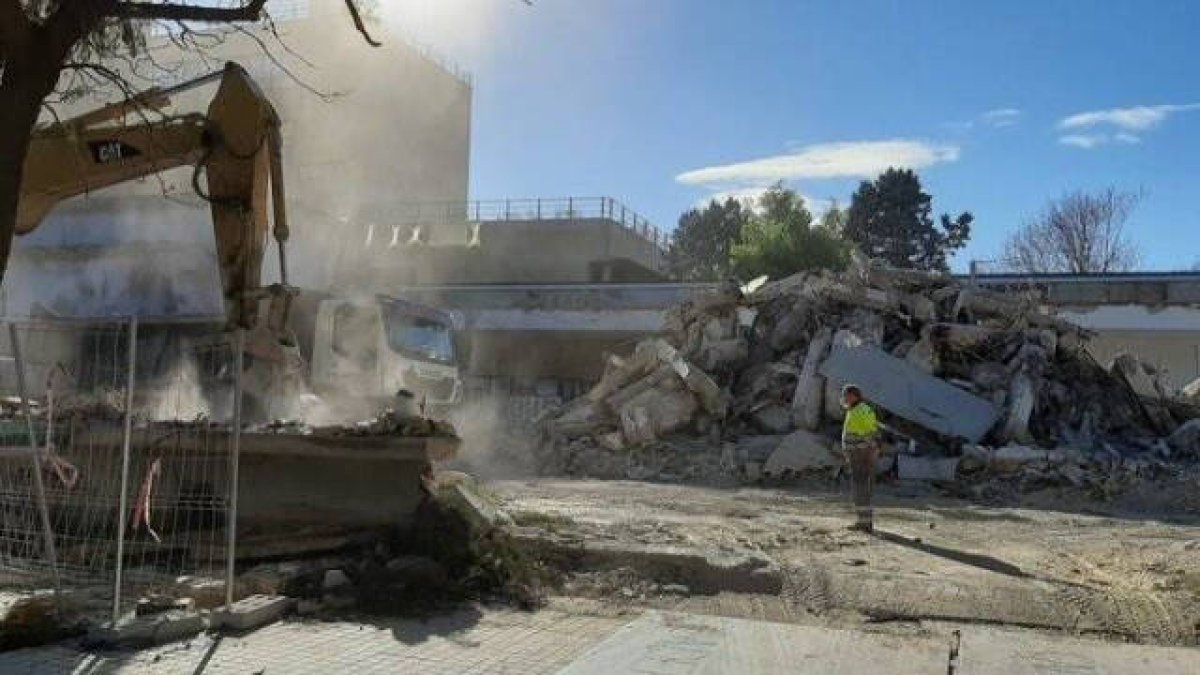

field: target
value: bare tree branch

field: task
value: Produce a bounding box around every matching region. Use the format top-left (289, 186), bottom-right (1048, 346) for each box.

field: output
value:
top-left (230, 24), bottom-right (333, 100)
top-left (113, 0), bottom-right (268, 23)
top-left (343, 0), bottom-right (381, 47)
top-left (1004, 187), bottom-right (1142, 274)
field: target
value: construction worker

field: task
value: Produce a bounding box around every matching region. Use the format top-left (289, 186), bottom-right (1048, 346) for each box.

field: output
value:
top-left (840, 384), bottom-right (880, 533)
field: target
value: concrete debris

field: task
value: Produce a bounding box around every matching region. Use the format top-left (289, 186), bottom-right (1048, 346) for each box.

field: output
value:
top-left (897, 455), bottom-right (960, 481)
top-left (819, 343), bottom-right (1001, 441)
top-left (1181, 376), bottom-right (1200, 404)
top-left (762, 430), bottom-right (838, 477)
top-left (211, 595), bottom-right (293, 632)
top-left (1167, 418), bottom-right (1200, 458)
top-left (322, 569), bottom-right (351, 592)
top-left (424, 470), bottom-right (514, 532)
top-left (537, 257), bottom-right (1200, 495)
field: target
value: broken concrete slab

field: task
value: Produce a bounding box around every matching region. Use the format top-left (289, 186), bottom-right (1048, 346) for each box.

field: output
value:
top-left (699, 337), bottom-right (748, 371)
top-left (750, 404), bottom-right (792, 434)
top-left (762, 430), bottom-right (836, 476)
top-left (514, 533), bottom-right (784, 595)
top-left (1181, 376), bottom-right (1200, 404)
top-left (823, 330), bottom-right (864, 421)
top-left (426, 472), bottom-right (514, 532)
top-left (87, 610), bottom-right (205, 648)
top-left (998, 372), bottom-right (1036, 444)
top-left (617, 384), bottom-right (698, 442)
top-left (1110, 353), bottom-right (1176, 433)
top-left (819, 344), bottom-right (1002, 442)
top-left (791, 326), bottom-right (832, 431)
top-left (212, 595), bottom-right (293, 632)
top-left (1167, 418), bottom-right (1200, 457)
top-left (897, 455), bottom-right (960, 481)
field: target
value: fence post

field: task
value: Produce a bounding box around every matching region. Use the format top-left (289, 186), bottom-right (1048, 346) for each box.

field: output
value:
top-left (111, 317), bottom-right (139, 621)
top-left (225, 329), bottom-right (245, 608)
top-left (536, 198), bottom-right (542, 220)
top-left (9, 322), bottom-right (61, 593)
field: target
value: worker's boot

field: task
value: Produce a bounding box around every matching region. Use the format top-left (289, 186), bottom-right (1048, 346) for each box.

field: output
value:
top-left (848, 519), bottom-right (873, 534)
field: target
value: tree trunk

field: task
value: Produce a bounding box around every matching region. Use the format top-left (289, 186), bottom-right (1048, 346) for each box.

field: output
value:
top-left (0, 68), bottom-right (54, 289)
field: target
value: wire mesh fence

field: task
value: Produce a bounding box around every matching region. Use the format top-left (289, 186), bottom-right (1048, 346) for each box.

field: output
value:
top-left (0, 317), bottom-right (242, 619)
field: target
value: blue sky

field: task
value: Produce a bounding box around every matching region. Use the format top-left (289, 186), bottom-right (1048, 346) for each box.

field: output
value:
top-left (385, 0), bottom-right (1200, 272)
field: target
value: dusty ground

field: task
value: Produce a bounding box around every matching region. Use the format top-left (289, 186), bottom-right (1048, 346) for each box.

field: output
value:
top-left (492, 477), bottom-right (1200, 647)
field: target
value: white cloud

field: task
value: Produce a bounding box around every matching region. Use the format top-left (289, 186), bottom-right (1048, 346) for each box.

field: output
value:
top-left (1058, 132), bottom-right (1143, 149)
top-left (676, 139), bottom-right (960, 186)
top-left (980, 108), bottom-right (1022, 127)
top-left (1059, 134), bottom-right (1106, 149)
top-left (1058, 103), bottom-right (1200, 131)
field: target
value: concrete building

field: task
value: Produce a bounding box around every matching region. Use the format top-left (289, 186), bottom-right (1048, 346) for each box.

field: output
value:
top-left (392, 272), bottom-right (1200, 400)
top-left (335, 197), bottom-right (670, 288)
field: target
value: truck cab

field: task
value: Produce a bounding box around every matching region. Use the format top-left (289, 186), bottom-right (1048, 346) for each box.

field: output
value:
top-left (297, 294), bottom-right (462, 414)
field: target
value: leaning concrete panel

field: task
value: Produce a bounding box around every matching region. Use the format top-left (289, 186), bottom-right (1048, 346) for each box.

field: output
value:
top-left (820, 344), bottom-right (1001, 441)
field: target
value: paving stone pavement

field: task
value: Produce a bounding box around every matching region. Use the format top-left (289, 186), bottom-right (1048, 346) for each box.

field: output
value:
top-left (2, 606), bottom-right (1198, 674)
top-left (0, 607), bottom-right (629, 674)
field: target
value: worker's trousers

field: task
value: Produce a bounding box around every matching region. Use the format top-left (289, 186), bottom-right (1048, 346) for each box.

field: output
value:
top-left (843, 437), bottom-right (879, 529)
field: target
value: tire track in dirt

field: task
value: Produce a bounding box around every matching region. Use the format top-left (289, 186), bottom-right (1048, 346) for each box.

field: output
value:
top-left (778, 559), bottom-right (1200, 646)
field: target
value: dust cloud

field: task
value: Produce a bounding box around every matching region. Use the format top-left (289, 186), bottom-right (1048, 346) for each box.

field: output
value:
top-left (446, 394), bottom-right (539, 479)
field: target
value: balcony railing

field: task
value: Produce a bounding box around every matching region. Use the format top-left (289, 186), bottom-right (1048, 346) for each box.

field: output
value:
top-left (372, 197), bottom-right (671, 250)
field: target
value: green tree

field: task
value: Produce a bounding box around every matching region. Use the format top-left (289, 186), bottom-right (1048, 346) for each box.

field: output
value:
top-left (843, 168), bottom-right (972, 271)
top-left (730, 184), bottom-right (849, 279)
top-left (668, 197), bottom-right (749, 280)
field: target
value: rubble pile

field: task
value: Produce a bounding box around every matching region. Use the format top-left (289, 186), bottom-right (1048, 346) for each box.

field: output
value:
top-left (538, 254), bottom-right (1200, 493)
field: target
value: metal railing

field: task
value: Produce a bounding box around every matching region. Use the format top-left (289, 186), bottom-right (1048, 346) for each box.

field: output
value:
top-left (360, 197), bottom-right (671, 251)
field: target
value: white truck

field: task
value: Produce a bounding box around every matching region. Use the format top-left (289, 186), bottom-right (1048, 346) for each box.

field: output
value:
top-left (288, 292), bottom-right (462, 415)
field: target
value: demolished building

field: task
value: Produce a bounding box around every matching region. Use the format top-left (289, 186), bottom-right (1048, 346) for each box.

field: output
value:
top-left (537, 254), bottom-right (1200, 494)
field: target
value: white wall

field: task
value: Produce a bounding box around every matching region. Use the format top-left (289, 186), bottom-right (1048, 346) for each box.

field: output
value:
top-left (1060, 305), bottom-right (1200, 389)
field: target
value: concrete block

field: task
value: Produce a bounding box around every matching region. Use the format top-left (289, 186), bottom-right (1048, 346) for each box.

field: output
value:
top-left (897, 455), bottom-right (960, 481)
top-left (88, 609), bottom-right (205, 647)
top-left (212, 594), bottom-right (293, 632)
top-left (430, 473), bottom-right (514, 532)
top-left (751, 404), bottom-right (792, 434)
top-left (323, 569), bottom-right (351, 592)
top-left (762, 430), bottom-right (836, 476)
top-left (820, 343), bottom-right (1001, 441)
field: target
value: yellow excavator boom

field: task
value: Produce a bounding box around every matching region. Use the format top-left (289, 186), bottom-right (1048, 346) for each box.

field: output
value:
top-left (18, 62), bottom-right (291, 332)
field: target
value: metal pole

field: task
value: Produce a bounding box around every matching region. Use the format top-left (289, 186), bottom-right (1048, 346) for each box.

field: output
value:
top-left (112, 317), bottom-right (138, 621)
top-left (9, 322), bottom-right (61, 592)
top-left (224, 329), bottom-right (245, 608)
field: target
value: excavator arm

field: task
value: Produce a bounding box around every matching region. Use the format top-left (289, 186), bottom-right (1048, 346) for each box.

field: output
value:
top-left (18, 62), bottom-right (291, 332)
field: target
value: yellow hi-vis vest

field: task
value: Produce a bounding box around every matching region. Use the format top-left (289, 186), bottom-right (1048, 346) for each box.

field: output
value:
top-left (843, 402), bottom-right (879, 440)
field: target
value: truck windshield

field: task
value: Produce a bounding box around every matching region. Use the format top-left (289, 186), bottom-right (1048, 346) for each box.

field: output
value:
top-left (384, 311), bottom-right (455, 364)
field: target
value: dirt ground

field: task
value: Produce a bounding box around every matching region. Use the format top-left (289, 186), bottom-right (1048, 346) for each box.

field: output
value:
top-left (490, 477), bottom-right (1200, 647)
